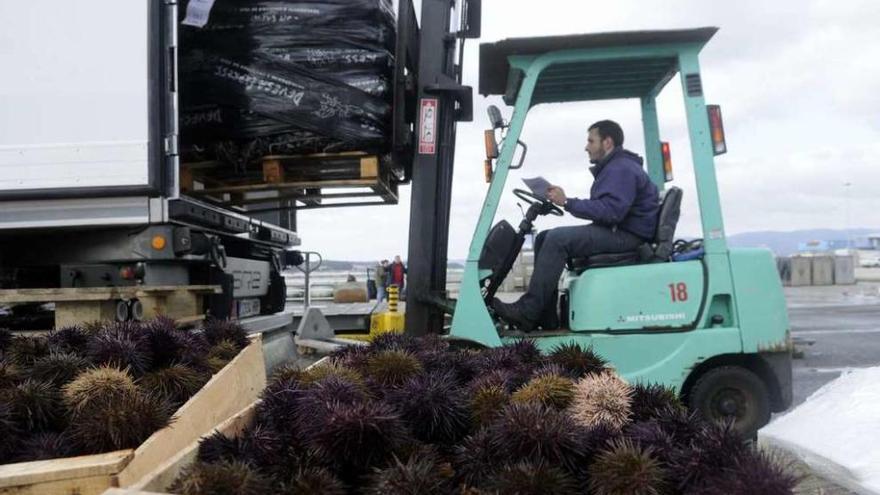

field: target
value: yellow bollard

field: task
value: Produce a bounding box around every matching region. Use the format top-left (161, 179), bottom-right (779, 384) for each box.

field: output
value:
top-left (367, 284), bottom-right (405, 339)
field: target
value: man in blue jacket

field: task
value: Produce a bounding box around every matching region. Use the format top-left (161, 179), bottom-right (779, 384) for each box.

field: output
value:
top-left (493, 120), bottom-right (659, 331)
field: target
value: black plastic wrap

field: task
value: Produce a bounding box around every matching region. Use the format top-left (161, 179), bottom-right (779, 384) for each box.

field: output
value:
top-left (179, 0), bottom-right (396, 161)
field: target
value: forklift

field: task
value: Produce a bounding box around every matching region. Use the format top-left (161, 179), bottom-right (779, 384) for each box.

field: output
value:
top-left (438, 28), bottom-right (792, 437)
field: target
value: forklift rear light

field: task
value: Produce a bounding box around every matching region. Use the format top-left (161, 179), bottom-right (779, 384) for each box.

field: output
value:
top-left (484, 129), bottom-right (499, 159)
top-left (707, 104), bottom-right (727, 155)
top-left (119, 266), bottom-right (136, 280)
top-left (661, 141), bottom-right (674, 182)
top-left (483, 159), bottom-right (493, 183)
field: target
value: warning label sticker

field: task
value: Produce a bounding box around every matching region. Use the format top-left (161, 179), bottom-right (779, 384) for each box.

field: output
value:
top-left (418, 98), bottom-right (438, 154)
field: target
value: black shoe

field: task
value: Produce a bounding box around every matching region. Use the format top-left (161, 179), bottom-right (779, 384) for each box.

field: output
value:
top-left (538, 307), bottom-right (560, 330)
top-left (538, 291), bottom-right (560, 330)
top-left (492, 298), bottom-right (537, 332)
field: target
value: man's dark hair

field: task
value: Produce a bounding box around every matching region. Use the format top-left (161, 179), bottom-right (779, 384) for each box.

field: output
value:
top-left (589, 120), bottom-right (624, 147)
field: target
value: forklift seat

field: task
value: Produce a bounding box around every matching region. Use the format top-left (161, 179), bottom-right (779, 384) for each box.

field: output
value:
top-left (567, 186), bottom-right (683, 273)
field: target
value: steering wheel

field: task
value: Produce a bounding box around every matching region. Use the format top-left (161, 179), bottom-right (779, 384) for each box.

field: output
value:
top-left (513, 188), bottom-right (564, 216)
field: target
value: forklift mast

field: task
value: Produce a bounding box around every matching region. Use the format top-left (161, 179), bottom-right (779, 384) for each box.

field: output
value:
top-left (404, 0), bottom-right (480, 336)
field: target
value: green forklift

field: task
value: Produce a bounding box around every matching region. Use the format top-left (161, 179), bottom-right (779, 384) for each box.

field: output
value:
top-left (448, 27), bottom-right (792, 437)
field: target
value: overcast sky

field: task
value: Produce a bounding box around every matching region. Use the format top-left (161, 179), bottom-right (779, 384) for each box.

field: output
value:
top-left (294, 0), bottom-right (880, 261)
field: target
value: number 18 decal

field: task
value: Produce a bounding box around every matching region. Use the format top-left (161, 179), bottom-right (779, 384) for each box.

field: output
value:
top-left (669, 282), bottom-right (688, 302)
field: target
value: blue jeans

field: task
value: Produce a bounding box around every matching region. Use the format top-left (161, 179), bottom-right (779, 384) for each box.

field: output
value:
top-left (377, 284), bottom-right (387, 301)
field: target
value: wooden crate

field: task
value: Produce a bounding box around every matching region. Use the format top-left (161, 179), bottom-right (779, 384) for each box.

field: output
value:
top-left (0, 334), bottom-right (267, 495)
top-left (119, 358), bottom-right (329, 494)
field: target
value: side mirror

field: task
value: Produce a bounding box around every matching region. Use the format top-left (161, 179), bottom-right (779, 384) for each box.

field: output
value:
top-left (487, 105), bottom-right (504, 129)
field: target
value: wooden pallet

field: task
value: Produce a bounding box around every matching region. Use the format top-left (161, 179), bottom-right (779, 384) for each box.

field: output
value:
top-left (181, 153), bottom-right (398, 209)
top-left (0, 285), bottom-right (221, 329)
top-left (0, 335), bottom-right (267, 495)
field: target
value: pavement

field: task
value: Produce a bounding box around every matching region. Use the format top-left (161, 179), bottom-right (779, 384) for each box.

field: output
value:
top-left (787, 281), bottom-right (880, 407)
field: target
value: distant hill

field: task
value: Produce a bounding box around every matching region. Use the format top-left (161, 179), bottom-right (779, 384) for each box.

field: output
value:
top-left (726, 228), bottom-right (878, 256)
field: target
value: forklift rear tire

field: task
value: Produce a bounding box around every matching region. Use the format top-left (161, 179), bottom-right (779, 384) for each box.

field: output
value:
top-left (688, 365), bottom-right (771, 439)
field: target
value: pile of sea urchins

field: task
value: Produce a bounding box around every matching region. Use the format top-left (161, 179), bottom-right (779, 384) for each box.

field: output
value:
top-left (171, 335), bottom-right (800, 495)
top-left (0, 317), bottom-right (249, 464)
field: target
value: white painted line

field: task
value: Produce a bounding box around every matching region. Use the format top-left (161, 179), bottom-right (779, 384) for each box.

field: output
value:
top-left (793, 328), bottom-right (880, 336)
top-left (795, 366), bottom-right (872, 374)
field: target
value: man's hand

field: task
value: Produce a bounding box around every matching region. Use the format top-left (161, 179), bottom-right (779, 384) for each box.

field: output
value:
top-left (546, 185), bottom-right (567, 206)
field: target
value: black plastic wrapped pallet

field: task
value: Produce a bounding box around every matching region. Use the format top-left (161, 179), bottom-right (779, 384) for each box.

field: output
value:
top-left (178, 0), bottom-right (397, 162)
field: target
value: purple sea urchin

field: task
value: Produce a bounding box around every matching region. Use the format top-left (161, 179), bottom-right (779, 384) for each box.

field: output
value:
top-left (511, 374), bottom-right (575, 410)
top-left (0, 402), bottom-right (22, 463)
top-left (87, 322), bottom-right (153, 375)
top-left (588, 438), bottom-right (668, 495)
top-left (5, 336), bottom-right (49, 367)
top-left (486, 403), bottom-right (589, 474)
top-left (0, 328), bottom-right (11, 354)
top-left (699, 448), bottom-right (801, 495)
top-left (453, 428), bottom-right (495, 487)
top-left (297, 374), bottom-right (368, 411)
top-left (328, 343), bottom-right (372, 371)
top-left (473, 346), bottom-right (531, 376)
top-left (46, 326), bottom-right (90, 355)
top-left (532, 362), bottom-right (567, 379)
top-left (484, 461), bottom-right (580, 495)
top-left (625, 421), bottom-right (677, 465)
top-left (370, 332), bottom-right (414, 352)
top-left (299, 400), bottom-right (411, 475)
top-left (201, 319), bottom-right (250, 350)
top-left (669, 421), bottom-right (749, 491)
top-left (138, 364), bottom-right (208, 408)
top-left (283, 467), bottom-right (347, 495)
top-left (237, 424), bottom-right (287, 472)
top-left (569, 371), bottom-right (633, 430)
top-left (143, 317), bottom-right (210, 370)
top-left (0, 359), bottom-right (21, 388)
top-left (505, 339), bottom-right (545, 368)
top-left (4, 379), bottom-right (63, 431)
top-left (14, 431), bottom-right (76, 462)
top-left (630, 383), bottom-right (684, 422)
top-left (548, 342), bottom-right (607, 378)
top-left (26, 352), bottom-right (91, 387)
top-left (364, 350), bottom-right (424, 387)
top-left (365, 453), bottom-right (454, 495)
top-left (197, 430), bottom-right (241, 464)
top-left (255, 376), bottom-right (304, 432)
top-left (385, 372), bottom-right (471, 444)
top-left (653, 405), bottom-right (706, 445)
top-left (169, 460), bottom-right (275, 495)
top-left (67, 390), bottom-right (173, 453)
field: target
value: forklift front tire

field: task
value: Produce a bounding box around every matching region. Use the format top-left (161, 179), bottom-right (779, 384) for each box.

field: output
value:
top-left (688, 365), bottom-right (771, 439)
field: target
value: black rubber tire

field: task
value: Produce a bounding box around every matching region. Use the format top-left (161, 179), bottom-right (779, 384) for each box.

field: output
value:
top-left (688, 365), bottom-right (771, 439)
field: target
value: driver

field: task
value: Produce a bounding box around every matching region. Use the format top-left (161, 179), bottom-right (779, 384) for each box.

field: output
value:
top-left (493, 120), bottom-right (660, 331)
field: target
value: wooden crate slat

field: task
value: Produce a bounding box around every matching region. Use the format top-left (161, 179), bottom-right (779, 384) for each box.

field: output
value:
top-left (0, 450), bottom-right (133, 489)
top-left (114, 334), bottom-right (267, 487)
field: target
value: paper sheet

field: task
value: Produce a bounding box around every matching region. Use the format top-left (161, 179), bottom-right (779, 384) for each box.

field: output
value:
top-left (522, 176), bottom-right (552, 200)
